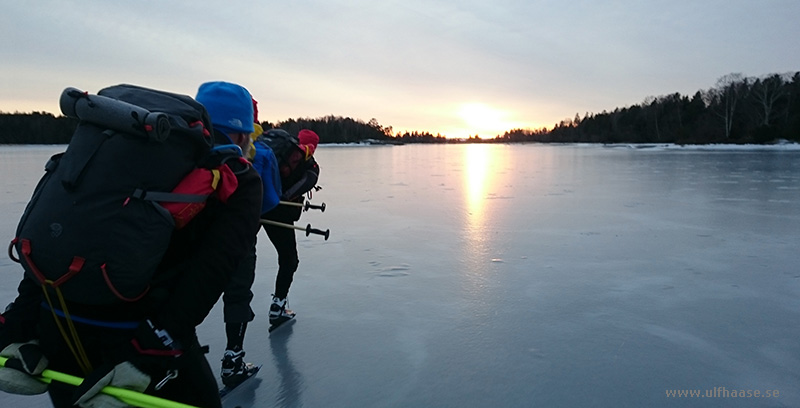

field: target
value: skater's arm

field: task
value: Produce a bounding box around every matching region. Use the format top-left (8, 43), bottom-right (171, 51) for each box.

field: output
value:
top-left (282, 158), bottom-right (319, 201)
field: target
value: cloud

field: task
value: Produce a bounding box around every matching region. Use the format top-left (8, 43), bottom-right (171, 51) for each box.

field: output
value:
top-left (3, 0), bottom-right (800, 137)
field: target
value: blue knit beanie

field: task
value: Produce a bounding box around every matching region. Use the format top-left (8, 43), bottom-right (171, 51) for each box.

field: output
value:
top-left (195, 81), bottom-right (255, 134)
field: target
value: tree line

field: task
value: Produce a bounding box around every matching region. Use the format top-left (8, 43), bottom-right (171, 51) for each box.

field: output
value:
top-left (497, 72), bottom-right (800, 144)
top-left (0, 112), bottom-right (77, 144)
top-left (2, 71), bottom-right (798, 145)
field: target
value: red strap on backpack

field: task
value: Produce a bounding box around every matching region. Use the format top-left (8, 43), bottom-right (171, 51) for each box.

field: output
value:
top-left (160, 163), bottom-right (239, 229)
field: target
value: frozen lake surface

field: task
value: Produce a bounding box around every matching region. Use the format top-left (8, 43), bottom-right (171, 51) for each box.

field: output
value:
top-left (1, 143), bottom-right (799, 407)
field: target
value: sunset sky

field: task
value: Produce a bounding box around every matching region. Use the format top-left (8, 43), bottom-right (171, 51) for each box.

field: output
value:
top-left (2, 1), bottom-right (799, 139)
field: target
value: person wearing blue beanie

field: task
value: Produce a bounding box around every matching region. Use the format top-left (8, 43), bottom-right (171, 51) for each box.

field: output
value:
top-left (196, 81), bottom-right (263, 390)
top-left (196, 81), bottom-right (255, 152)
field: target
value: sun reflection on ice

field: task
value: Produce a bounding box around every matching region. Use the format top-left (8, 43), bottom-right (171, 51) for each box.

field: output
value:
top-left (462, 144), bottom-right (498, 261)
top-left (460, 144), bottom-right (506, 306)
top-left (465, 144), bottom-right (490, 221)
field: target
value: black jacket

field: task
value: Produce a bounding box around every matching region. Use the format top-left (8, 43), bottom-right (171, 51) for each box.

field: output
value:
top-left (263, 155), bottom-right (320, 223)
top-left (152, 156), bottom-right (262, 340)
top-left (282, 155), bottom-right (320, 201)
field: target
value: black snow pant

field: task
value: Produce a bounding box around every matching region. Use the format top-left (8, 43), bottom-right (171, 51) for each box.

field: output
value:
top-left (39, 310), bottom-right (222, 408)
top-left (263, 209), bottom-right (300, 300)
top-left (222, 244), bottom-right (257, 324)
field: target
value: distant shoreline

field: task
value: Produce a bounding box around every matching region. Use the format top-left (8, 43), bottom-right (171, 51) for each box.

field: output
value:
top-left (4, 141), bottom-right (800, 151)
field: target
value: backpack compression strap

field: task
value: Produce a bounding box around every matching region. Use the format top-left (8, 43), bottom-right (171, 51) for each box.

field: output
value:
top-left (11, 238), bottom-right (93, 375)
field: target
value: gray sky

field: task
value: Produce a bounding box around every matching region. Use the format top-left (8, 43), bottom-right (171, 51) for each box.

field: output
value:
top-left (2, 1), bottom-right (799, 138)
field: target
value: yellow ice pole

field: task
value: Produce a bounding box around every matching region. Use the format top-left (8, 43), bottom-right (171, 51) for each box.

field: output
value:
top-left (0, 356), bottom-right (199, 408)
top-left (278, 200), bottom-right (303, 207)
top-left (278, 200), bottom-right (326, 212)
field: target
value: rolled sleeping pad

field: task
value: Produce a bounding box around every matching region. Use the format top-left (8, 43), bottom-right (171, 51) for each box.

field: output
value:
top-left (59, 87), bottom-right (171, 142)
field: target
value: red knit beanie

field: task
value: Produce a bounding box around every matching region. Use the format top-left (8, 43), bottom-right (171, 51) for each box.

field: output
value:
top-left (252, 98), bottom-right (259, 123)
top-left (298, 129), bottom-right (319, 158)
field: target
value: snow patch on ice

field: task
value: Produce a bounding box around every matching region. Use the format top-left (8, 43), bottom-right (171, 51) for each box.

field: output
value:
top-left (595, 141), bottom-right (800, 151)
top-left (375, 264), bottom-right (411, 277)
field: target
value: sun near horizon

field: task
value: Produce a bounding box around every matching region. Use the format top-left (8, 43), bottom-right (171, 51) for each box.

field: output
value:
top-left (426, 102), bottom-right (541, 140)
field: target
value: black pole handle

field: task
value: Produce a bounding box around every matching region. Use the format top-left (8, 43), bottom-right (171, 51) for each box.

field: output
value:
top-left (304, 224), bottom-right (330, 240)
top-left (303, 202), bottom-right (326, 212)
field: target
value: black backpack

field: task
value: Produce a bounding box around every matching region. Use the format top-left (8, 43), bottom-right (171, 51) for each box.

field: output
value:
top-left (10, 84), bottom-right (223, 305)
top-left (257, 128), bottom-right (301, 168)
